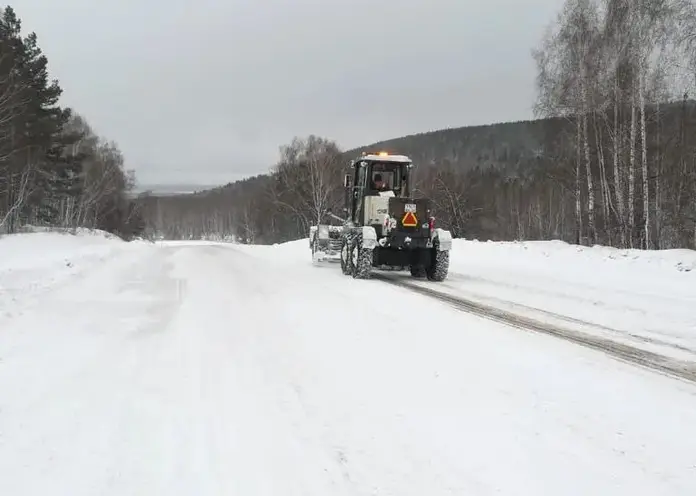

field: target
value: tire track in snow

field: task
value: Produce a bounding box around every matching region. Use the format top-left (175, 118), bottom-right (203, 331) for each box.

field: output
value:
top-left (373, 274), bottom-right (696, 384)
top-left (435, 276), bottom-right (696, 356)
top-left (443, 270), bottom-right (696, 352)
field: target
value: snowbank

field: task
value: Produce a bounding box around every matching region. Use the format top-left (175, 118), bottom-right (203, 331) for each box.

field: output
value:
top-left (0, 229), bottom-right (149, 318)
top-left (451, 238), bottom-right (696, 274)
top-left (446, 238), bottom-right (696, 358)
top-left (239, 235), bottom-right (696, 279)
top-left (447, 238), bottom-right (696, 307)
top-left (1, 229), bottom-right (122, 271)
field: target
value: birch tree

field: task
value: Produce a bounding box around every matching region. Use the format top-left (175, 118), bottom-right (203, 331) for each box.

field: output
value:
top-left (272, 135), bottom-right (344, 231)
top-left (533, 0), bottom-right (602, 244)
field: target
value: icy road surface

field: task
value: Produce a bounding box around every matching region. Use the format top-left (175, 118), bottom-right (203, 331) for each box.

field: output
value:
top-left (1, 233), bottom-right (696, 495)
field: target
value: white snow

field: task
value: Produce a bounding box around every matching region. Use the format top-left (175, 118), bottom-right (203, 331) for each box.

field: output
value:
top-left (1, 232), bottom-right (696, 495)
top-left (0, 229), bottom-right (149, 320)
top-left (432, 239), bottom-right (696, 362)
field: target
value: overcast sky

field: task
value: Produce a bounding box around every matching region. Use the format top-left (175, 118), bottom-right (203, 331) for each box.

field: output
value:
top-left (16, 0), bottom-right (561, 186)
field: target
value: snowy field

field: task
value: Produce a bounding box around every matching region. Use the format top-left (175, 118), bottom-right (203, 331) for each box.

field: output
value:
top-left (1, 230), bottom-right (696, 495)
top-left (434, 239), bottom-right (696, 362)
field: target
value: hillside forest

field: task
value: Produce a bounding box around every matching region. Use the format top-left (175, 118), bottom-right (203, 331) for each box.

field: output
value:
top-left (3, 1), bottom-right (696, 251)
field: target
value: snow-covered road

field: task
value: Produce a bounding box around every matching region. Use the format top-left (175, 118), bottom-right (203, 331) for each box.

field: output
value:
top-left (2, 234), bottom-right (696, 495)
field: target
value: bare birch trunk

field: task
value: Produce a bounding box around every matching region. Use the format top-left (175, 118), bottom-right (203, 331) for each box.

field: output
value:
top-left (613, 78), bottom-right (626, 248)
top-left (655, 101), bottom-right (662, 248)
top-left (583, 112), bottom-right (596, 245)
top-left (576, 116), bottom-right (583, 245)
top-left (593, 112), bottom-right (610, 243)
top-left (639, 72), bottom-right (649, 249)
top-left (629, 89), bottom-right (636, 247)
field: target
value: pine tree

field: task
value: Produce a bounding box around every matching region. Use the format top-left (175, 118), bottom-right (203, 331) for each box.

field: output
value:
top-left (0, 6), bottom-right (81, 229)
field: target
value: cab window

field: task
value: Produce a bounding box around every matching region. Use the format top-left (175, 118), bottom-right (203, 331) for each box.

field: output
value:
top-left (370, 163), bottom-right (403, 192)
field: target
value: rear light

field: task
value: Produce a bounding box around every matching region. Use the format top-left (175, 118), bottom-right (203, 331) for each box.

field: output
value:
top-left (428, 217), bottom-right (435, 232)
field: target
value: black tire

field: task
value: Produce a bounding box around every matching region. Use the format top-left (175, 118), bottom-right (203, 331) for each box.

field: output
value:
top-left (426, 243), bottom-right (449, 281)
top-left (351, 234), bottom-right (373, 279)
top-left (410, 265), bottom-right (427, 278)
top-left (340, 237), bottom-right (352, 275)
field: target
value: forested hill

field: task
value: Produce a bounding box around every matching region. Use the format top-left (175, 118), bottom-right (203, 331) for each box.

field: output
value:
top-left (345, 118), bottom-right (559, 174)
top-left (349, 99), bottom-right (694, 175)
top-left (137, 97), bottom-right (696, 249)
top-left (135, 116), bottom-right (565, 244)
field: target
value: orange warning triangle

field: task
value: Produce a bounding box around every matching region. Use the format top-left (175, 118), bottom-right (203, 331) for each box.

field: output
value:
top-left (402, 211), bottom-right (418, 227)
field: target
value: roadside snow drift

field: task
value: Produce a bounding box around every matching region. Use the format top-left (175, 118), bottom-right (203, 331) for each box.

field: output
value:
top-left (439, 239), bottom-right (696, 362)
top-left (0, 229), bottom-right (147, 317)
top-left (1, 233), bottom-right (696, 495)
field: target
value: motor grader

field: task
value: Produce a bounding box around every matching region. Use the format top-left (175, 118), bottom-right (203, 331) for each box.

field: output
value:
top-left (330, 151), bottom-right (452, 280)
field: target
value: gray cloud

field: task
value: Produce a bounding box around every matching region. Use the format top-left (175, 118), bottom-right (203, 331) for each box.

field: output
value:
top-left (17, 0), bottom-right (562, 186)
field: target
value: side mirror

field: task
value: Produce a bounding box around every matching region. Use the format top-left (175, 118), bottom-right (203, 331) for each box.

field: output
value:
top-left (344, 174), bottom-right (351, 188)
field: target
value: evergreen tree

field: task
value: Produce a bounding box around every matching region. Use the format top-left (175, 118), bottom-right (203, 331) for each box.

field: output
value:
top-left (0, 5), bottom-right (143, 239)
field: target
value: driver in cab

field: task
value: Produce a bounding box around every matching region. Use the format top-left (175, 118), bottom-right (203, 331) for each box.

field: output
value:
top-left (371, 173), bottom-right (394, 197)
top-left (372, 173), bottom-right (388, 191)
